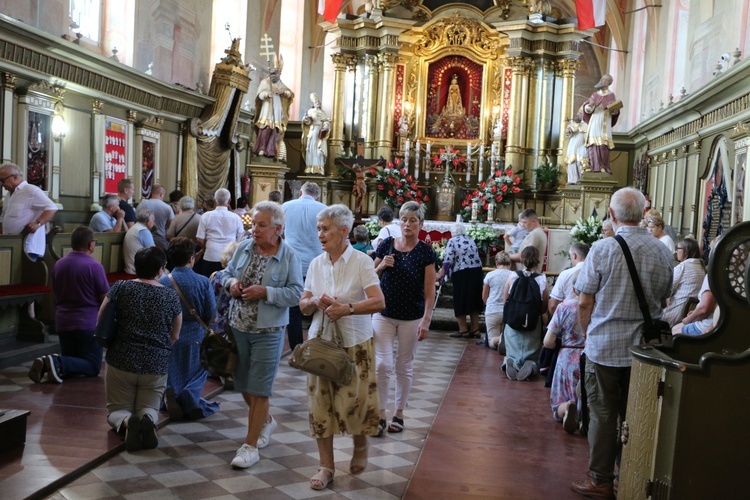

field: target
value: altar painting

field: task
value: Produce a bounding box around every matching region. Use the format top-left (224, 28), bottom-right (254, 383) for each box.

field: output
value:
top-left (425, 56), bottom-right (482, 140)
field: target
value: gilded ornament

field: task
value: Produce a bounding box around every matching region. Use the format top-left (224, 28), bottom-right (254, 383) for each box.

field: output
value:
top-left (413, 13), bottom-right (499, 60)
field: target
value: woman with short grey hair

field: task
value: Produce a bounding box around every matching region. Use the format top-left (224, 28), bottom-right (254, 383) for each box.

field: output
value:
top-left (221, 201), bottom-right (302, 470)
top-left (299, 204), bottom-right (385, 490)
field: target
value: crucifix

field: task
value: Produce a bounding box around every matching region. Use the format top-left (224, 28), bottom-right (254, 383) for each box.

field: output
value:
top-left (260, 33), bottom-right (275, 64)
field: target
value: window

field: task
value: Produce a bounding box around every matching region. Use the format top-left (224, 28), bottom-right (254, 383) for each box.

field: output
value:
top-left (70, 0), bottom-right (102, 43)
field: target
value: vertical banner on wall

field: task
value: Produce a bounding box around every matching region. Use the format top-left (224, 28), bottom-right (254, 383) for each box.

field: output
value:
top-left (104, 117), bottom-right (127, 194)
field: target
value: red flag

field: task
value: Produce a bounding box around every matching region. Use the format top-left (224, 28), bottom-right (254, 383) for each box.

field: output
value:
top-left (318, 0), bottom-right (344, 24)
top-left (575, 0), bottom-right (606, 30)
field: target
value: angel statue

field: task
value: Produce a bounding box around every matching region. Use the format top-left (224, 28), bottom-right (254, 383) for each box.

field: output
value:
top-left (301, 94), bottom-right (331, 175)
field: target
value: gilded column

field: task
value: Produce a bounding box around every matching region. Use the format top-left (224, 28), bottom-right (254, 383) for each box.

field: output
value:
top-left (365, 55), bottom-right (380, 158)
top-left (91, 99), bottom-right (105, 211)
top-left (376, 52), bottom-right (398, 160)
top-left (557, 59), bottom-right (578, 165)
top-left (329, 53), bottom-right (349, 172)
top-left (1, 73), bottom-right (16, 165)
top-left (506, 57), bottom-right (532, 172)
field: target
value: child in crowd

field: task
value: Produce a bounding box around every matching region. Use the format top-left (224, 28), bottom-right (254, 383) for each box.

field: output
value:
top-left (503, 212), bottom-right (529, 253)
top-left (352, 225), bottom-right (373, 254)
top-left (482, 251), bottom-right (514, 350)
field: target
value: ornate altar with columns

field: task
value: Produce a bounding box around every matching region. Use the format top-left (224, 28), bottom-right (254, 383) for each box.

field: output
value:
top-left (319, 2), bottom-right (616, 226)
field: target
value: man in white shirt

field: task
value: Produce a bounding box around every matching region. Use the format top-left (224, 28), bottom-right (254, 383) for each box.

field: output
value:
top-left (196, 188), bottom-right (243, 277)
top-left (0, 163), bottom-right (58, 260)
top-left (89, 194), bottom-right (125, 233)
top-left (548, 242), bottom-right (588, 316)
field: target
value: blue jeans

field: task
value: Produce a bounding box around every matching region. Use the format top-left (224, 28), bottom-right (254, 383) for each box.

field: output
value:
top-left (59, 329), bottom-right (103, 378)
top-left (232, 327), bottom-right (284, 396)
top-left (584, 358), bottom-right (631, 486)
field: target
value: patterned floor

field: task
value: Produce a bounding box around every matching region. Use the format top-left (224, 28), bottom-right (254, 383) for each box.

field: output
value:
top-left (42, 334), bottom-right (465, 500)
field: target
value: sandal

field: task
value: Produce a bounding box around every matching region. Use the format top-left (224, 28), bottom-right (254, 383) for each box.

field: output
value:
top-left (375, 418), bottom-right (386, 438)
top-left (310, 466), bottom-right (334, 490)
top-left (465, 330), bottom-right (482, 339)
top-left (388, 416), bottom-right (404, 433)
top-left (449, 330), bottom-right (469, 338)
top-left (350, 445), bottom-right (368, 475)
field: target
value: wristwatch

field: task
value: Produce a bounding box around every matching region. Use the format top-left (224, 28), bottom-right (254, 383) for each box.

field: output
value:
top-left (348, 303), bottom-right (354, 315)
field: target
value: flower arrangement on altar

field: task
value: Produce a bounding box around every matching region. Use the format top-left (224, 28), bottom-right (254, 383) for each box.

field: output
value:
top-left (570, 215), bottom-right (603, 247)
top-left (364, 218), bottom-right (381, 239)
top-left (460, 166), bottom-right (524, 221)
top-left (466, 224), bottom-right (501, 254)
top-left (430, 145), bottom-right (467, 172)
top-left (431, 238), bottom-right (448, 264)
top-left (371, 158), bottom-right (429, 209)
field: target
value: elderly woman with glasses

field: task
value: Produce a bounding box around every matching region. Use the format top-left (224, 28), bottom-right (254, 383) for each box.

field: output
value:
top-left (661, 238), bottom-right (706, 326)
top-left (221, 201), bottom-right (303, 470)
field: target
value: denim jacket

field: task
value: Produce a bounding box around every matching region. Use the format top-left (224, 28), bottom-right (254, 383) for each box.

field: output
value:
top-left (222, 238), bottom-right (303, 330)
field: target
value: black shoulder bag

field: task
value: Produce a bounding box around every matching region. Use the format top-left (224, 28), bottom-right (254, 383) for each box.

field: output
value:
top-left (614, 235), bottom-right (671, 344)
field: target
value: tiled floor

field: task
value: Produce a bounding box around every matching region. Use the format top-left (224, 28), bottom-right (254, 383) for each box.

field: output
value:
top-left (2, 330), bottom-right (593, 499)
top-left (42, 335), bottom-right (466, 500)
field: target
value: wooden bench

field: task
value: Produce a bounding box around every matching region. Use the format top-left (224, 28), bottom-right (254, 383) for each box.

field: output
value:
top-left (0, 229), bottom-right (59, 343)
top-left (0, 409), bottom-right (31, 452)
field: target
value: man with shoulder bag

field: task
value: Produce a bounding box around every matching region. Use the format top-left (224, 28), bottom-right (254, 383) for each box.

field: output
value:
top-left (571, 188), bottom-right (673, 498)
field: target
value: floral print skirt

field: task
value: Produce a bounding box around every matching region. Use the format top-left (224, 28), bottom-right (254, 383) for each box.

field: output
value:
top-left (307, 337), bottom-right (380, 439)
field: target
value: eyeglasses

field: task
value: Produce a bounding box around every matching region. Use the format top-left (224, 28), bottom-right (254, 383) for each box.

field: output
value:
top-left (676, 247), bottom-right (685, 251)
top-left (0, 174), bottom-right (17, 184)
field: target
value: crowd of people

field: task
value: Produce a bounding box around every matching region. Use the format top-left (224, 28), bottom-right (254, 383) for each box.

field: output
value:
top-left (5, 165), bottom-right (720, 495)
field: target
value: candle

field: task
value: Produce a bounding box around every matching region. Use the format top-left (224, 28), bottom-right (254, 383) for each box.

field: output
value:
top-left (405, 139), bottom-right (410, 152)
top-left (414, 140), bottom-right (420, 178)
top-left (487, 202), bottom-right (494, 222)
top-left (426, 141), bottom-right (431, 156)
top-left (466, 143), bottom-right (472, 182)
top-left (479, 143), bottom-right (485, 181)
top-left (471, 201), bottom-right (478, 221)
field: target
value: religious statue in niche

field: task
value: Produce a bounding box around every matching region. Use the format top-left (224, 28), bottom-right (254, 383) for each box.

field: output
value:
top-left (424, 56), bottom-right (482, 140)
top-left (564, 113), bottom-right (588, 185)
top-left (27, 111), bottom-right (49, 189)
top-left (141, 140), bottom-right (155, 199)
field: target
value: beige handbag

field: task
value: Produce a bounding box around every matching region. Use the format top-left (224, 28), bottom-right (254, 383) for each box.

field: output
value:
top-left (288, 316), bottom-right (354, 386)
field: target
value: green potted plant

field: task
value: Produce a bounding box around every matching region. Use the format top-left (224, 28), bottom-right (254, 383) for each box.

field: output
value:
top-left (533, 159), bottom-right (561, 191)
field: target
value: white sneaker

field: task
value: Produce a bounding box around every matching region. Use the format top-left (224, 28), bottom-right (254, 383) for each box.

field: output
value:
top-left (257, 416), bottom-right (277, 449)
top-left (231, 443), bottom-right (259, 469)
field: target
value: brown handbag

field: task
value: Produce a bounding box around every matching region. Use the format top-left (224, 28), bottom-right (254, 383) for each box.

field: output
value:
top-left (168, 274), bottom-right (238, 378)
top-left (288, 316), bottom-right (354, 386)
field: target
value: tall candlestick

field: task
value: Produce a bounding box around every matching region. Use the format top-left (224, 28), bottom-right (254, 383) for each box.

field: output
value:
top-left (487, 202), bottom-right (495, 222)
top-left (414, 140), bottom-right (421, 179)
top-left (479, 143), bottom-right (485, 181)
top-left (471, 201), bottom-right (478, 221)
top-left (466, 143), bottom-right (472, 182)
top-left (405, 139), bottom-right (410, 152)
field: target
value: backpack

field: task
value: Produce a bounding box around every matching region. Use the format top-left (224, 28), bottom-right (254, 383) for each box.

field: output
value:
top-left (504, 270), bottom-right (542, 331)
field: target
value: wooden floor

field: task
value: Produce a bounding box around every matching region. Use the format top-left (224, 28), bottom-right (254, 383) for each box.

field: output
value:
top-left (1, 338), bottom-right (589, 500)
top-left (404, 341), bottom-right (588, 499)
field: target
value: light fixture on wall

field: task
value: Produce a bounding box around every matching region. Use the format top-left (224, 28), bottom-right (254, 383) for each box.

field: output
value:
top-left (51, 101), bottom-right (67, 141)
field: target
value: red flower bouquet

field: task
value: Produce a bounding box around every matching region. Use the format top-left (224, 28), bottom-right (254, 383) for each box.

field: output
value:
top-left (460, 165), bottom-right (524, 221)
top-left (371, 158), bottom-right (429, 209)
